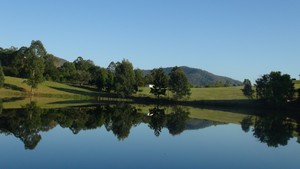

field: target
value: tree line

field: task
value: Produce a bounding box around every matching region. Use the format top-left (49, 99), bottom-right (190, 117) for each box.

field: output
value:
top-left (242, 71), bottom-right (299, 106)
top-left (0, 40), bottom-right (190, 99)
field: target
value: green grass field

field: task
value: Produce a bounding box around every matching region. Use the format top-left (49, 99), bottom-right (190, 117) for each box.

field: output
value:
top-left (1, 76), bottom-right (98, 99)
top-left (135, 86), bottom-right (248, 100)
top-left (1, 76), bottom-right (299, 109)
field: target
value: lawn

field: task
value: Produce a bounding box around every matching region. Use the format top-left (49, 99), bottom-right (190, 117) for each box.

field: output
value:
top-left (1, 76), bottom-right (98, 99)
top-left (135, 86), bottom-right (248, 101)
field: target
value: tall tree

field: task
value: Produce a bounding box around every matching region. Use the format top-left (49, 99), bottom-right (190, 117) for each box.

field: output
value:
top-left (73, 56), bottom-right (93, 86)
top-left (134, 69), bottom-right (145, 90)
top-left (150, 68), bottom-right (169, 99)
top-left (169, 66), bottom-right (191, 99)
top-left (114, 59), bottom-right (136, 97)
top-left (43, 54), bottom-right (60, 81)
top-left (242, 79), bottom-right (254, 98)
top-left (255, 71), bottom-right (295, 105)
top-left (59, 62), bottom-right (76, 82)
top-left (0, 66), bottom-right (5, 88)
top-left (24, 40), bottom-right (46, 93)
top-left (105, 69), bottom-right (115, 93)
top-left (89, 65), bottom-right (107, 91)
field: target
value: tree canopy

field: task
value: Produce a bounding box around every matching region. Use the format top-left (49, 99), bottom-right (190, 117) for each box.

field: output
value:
top-left (242, 79), bottom-right (254, 99)
top-left (255, 71), bottom-right (295, 105)
top-left (24, 40), bottom-right (46, 92)
top-left (150, 68), bottom-right (169, 99)
top-left (169, 66), bottom-right (191, 99)
top-left (114, 59), bottom-right (136, 97)
top-left (0, 66), bottom-right (5, 88)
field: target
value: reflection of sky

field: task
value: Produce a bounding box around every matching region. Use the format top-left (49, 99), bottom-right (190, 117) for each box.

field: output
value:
top-left (0, 124), bottom-right (299, 169)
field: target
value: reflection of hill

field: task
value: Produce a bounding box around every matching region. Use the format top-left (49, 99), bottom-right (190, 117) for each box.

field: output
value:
top-left (185, 118), bottom-right (226, 130)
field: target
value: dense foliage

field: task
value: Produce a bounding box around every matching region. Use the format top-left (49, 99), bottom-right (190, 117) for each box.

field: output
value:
top-left (255, 71), bottom-right (295, 105)
top-left (0, 66), bottom-right (4, 88)
top-left (114, 59), bottom-right (136, 97)
top-left (169, 66), bottom-right (191, 99)
top-left (242, 79), bottom-right (254, 98)
top-left (149, 68), bottom-right (169, 99)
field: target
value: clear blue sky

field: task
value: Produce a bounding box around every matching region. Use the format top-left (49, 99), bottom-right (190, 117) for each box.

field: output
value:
top-left (1, 0), bottom-right (299, 82)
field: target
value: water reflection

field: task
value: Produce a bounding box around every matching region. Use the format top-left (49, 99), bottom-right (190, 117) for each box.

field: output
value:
top-left (0, 102), bottom-right (191, 149)
top-left (0, 101), bottom-right (300, 150)
top-left (241, 113), bottom-right (296, 147)
top-left (147, 106), bottom-right (189, 136)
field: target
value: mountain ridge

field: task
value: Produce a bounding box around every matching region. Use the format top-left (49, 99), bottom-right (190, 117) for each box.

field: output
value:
top-left (143, 66), bottom-right (242, 87)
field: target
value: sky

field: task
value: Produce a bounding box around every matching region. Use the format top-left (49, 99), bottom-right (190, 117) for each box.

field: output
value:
top-left (1, 0), bottom-right (299, 82)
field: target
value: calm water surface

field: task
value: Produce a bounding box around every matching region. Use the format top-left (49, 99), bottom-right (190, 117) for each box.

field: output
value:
top-left (0, 102), bottom-right (299, 169)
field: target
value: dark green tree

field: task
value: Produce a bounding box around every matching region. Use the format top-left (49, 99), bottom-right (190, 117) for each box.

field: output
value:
top-left (75, 70), bottom-right (92, 86)
top-left (43, 54), bottom-right (60, 81)
top-left (89, 66), bottom-right (107, 91)
top-left (73, 56), bottom-right (93, 86)
top-left (169, 66), bottom-right (191, 99)
top-left (255, 71), bottom-right (295, 105)
top-left (0, 66), bottom-right (4, 88)
top-left (144, 73), bottom-right (153, 85)
top-left (134, 69), bottom-right (145, 89)
top-left (59, 62), bottom-right (76, 82)
top-left (105, 69), bottom-right (115, 93)
top-left (150, 68), bottom-right (169, 99)
top-left (242, 79), bottom-right (254, 98)
top-left (24, 40), bottom-right (46, 93)
top-left (114, 59), bottom-right (136, 97)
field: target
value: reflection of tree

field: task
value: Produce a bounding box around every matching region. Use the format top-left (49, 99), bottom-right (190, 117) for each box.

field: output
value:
top-left (0, 102), bottom-right (192, 149)
top-left (240, 116), bottom-right (253, 133)
top-left (253, 113), bottom-right (295, 147)
top-left (148, 106), bottom-right (166, 136)
top-left (166, 106), bottom-right (189, 135)
top-left (105, 103), bottom-right (143, 140)
top-left (295, 119), bottom-right (300, 144)
top-left (148, 106), bottom-right (190, 136)
top-left (0, 102), bottom-right (43, 150)
top-left (0, 99), bottom-right (2, 115)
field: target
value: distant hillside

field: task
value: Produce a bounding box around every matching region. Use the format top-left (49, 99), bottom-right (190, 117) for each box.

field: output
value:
top-left (185, 118), bottom-right (226, 130)
top-left (52, 55), bottom-right (67, 67)
top-left (143, 66), bottom-right (242, 87)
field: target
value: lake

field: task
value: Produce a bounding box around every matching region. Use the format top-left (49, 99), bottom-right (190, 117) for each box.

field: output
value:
top-left (0, 101), bottom-right (300, 169)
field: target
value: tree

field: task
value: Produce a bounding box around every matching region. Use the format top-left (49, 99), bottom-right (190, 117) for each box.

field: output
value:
top-left (75, 70), bottom-right (92, 86)
top-left (43, 54), bottom-right (60, 81)
top-left (0, 66), bottom-right (4, 88)
top-left (150, 68), bottom-right (169, 99)
top-left (255, 71), bottom-right (295, 105)
top-left (24, 40), bottom-right (46, 93)
top-left (105, 69), bottom-right (115, 93)
top-left (73, 56), bottom-right (93, 86)
top-left (134, 69), bottom-right (145, 90)
top-left (114, 59), bottom-right (136, 97)
top-left (242, 79), bottom-right (254, 98)
top-left (59, 62), bottom-right (76, 82)
top-left (169, 66), bottom-right (191, 99)
top-left (89, 66), bottom-right (107, 91)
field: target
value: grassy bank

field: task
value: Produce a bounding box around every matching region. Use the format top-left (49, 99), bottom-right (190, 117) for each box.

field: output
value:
top-left (1, 76), bottom-right (98, 99)
top-left (1, 76), bottom-right (299, 109)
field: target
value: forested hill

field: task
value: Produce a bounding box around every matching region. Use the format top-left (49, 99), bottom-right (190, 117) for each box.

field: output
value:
top-left (143, 66), bottom-right (242, 87)
top-left (0, 41), bottom-right (241, 87)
